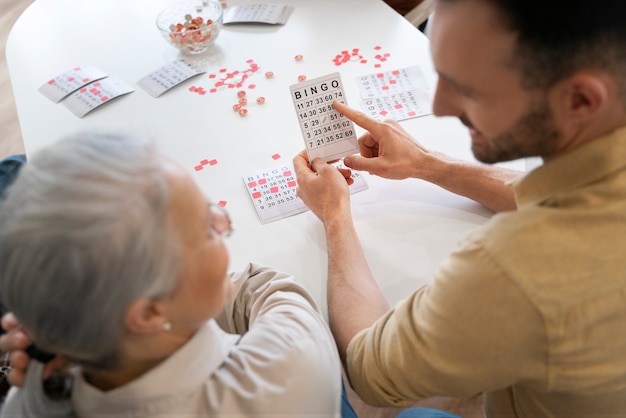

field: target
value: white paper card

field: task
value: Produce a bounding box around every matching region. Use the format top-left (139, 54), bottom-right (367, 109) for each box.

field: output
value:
top-left (62, 77), bottom-right (134, 118)
top-left (137, 60), bottom-right (207, 98)
top-left (223, 4), bottom-right (294, 24)
top-left (290, 72), bottom-right (359, 163)
top-left (39, 66), bottom-right (108, 103)
top-left (243, 162), bottom-right (368, 224)
top-left (356, 66), bottom-right (432, 121)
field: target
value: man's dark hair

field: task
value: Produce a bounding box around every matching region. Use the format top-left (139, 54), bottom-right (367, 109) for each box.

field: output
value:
top-left (476, 0), bottom-right (626, 100)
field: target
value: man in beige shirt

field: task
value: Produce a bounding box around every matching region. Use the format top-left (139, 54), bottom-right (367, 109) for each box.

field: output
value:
top-left (294, 0), bottom-right (626, 416)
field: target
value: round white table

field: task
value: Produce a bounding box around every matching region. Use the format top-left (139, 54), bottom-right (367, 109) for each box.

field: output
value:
top-left (7, 0), bottom-right (526, 315)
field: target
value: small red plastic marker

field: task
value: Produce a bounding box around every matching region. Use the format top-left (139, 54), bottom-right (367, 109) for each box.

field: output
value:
top-left (256, 96), bottom-right (266, 104)
top-left (294, 54), bottom-right (303, 61)
top-left (265, 71), bottom-right (274, 78)
top-left (238, 108), bottom-right (248, 117)
top-left (297, 75), bottom-right (307, 81)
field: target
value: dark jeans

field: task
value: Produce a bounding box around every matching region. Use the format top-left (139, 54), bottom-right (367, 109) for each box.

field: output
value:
top-left (342, 380), bottom-right (460, 418)
top-left (0, 154), bottom-right (26, 200)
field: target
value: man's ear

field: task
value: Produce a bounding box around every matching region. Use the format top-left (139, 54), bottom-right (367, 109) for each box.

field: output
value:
top-left (125, 299), bottom-right (168, 335)
top-left (553, 71), bottom-right (610, 121)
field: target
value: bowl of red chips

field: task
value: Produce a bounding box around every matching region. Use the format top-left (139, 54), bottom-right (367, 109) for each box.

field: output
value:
top-left (157, 1), bottom-right (223, 54)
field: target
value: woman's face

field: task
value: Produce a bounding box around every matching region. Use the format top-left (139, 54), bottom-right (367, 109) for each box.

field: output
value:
top-left (160, 159), bottom-right (233, 334)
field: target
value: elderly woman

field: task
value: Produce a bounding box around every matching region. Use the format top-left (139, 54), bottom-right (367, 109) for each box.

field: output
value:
top-left (0, 133), bottom-right (343, 416)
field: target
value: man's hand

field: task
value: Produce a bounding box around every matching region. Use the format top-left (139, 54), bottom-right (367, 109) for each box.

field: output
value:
top-left (333, 101), bottom-right (433, 180)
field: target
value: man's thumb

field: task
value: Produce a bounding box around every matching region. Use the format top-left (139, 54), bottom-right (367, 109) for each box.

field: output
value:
top-left (344, 154), bottom-right (374, 173)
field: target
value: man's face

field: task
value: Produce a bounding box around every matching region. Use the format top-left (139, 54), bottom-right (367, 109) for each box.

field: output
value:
top-left (429, 0), bottom-right (561, 163)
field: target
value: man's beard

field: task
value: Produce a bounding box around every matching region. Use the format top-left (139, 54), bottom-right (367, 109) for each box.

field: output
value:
top-left (460, 100), bottom-right (560, 164)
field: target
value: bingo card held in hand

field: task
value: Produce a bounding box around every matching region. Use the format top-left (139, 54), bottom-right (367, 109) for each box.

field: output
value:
top-left (290, 73), bottom-right (359, 162)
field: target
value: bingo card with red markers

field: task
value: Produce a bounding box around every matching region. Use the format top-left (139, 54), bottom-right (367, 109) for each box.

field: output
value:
top-left (244, 162), bottom-right (368, 224)
top-left (62, 76), bottom-right (134, 118)
top-left (356, 65), bottom-right (432, 121)
top-left (289, 72), bottom-right (359, 163)
top-left (39, 66), bottom-right (108, 103)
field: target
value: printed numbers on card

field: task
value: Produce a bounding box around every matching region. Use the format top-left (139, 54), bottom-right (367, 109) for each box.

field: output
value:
top-left (290, 73), bottom-right (359, 162)
top-left (243, 162), bottom-right (368, 224)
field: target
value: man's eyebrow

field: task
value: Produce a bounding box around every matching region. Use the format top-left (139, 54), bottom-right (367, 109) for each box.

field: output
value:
top-left (437, 70), bottom-right (479, 97)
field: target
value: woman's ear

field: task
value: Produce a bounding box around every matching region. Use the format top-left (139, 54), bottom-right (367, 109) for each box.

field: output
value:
top-left (125, 299), bottom-right (168, 335)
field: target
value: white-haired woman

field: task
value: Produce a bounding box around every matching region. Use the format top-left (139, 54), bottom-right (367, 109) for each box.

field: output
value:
top-left (0, 133), bottom-right (344, 416)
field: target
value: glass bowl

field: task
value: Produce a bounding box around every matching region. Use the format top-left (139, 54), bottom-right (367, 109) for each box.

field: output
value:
top-left (156, 1), bottom-right (223, 54)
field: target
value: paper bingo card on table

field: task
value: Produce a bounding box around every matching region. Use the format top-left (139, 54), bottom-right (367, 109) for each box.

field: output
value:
top-left (137, 60), bottom-right (206, 98)
top-left (223, 4), bottom-right (294, 24)
top-left (38, 66), bottom-right (108, 103)
top-left (243, 162), bottom-right (368, 224)
top-left (62, 76), bottom-right (134, 118)
top-left (290, 72), bottom-right (359, 163)
top-left (356, 65), bottom-right (432, 121)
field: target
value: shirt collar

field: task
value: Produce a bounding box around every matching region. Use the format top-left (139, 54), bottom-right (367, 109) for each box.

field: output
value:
top-left (73, 320), bottom-right (240, 415)
top-left (514, 126), bottom-right (626, 207)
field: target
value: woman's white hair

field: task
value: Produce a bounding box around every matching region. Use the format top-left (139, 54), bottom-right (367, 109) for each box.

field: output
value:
top-left (0, 133), bottom-right (182, 369)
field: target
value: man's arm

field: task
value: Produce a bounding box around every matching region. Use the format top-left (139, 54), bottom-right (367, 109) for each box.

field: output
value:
top-left (335, 101), bottom-right (522, 213)
top-left (293, 152), bottom-right (390, 368)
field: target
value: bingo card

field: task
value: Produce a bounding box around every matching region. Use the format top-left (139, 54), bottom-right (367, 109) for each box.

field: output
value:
top-left (290, 73), bottom-right (359, 163)
top-left (62, 76), bottom-right (134, 118)
top-left (137, 60), bottom-right (206, 98)
top-left (356, 65), bottom-right (432, 121)
top-left (39, 66), bottom-right (108, 103)
top-left (223, 4), bottom-right (294, 25)
top-left (244, 162), bottom-right (368, 224)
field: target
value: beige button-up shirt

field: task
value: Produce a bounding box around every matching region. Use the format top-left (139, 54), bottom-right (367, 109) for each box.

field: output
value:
top-left (347, 128), bottom-right (626, 418)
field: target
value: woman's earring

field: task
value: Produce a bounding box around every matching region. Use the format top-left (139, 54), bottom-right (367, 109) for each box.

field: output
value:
top-left (162, 321), bottom-right (172, 332)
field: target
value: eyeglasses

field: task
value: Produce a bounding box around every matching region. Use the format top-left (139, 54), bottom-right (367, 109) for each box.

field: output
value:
top-left (208, 202), bottom-right (233, 239)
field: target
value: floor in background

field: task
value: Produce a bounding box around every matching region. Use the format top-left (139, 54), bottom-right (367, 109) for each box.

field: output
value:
top-left (0, 0), bottom-right (29, 159)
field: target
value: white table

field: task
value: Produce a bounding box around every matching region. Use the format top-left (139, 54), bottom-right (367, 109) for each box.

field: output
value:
top-left (7, 0), bottom-right (525, 315)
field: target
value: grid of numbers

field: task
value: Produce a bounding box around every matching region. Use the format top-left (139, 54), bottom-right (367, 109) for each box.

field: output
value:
top-left (243, 162), bottom-right (368, 224)
top-left (290, 73), bottom-right (359, 162)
